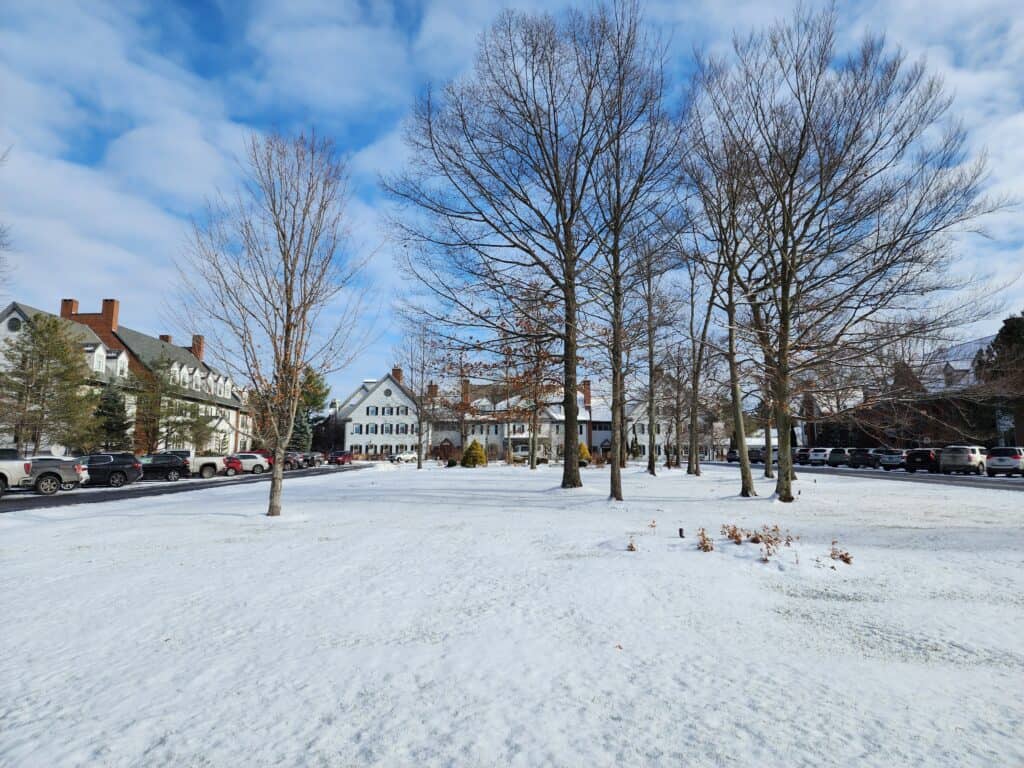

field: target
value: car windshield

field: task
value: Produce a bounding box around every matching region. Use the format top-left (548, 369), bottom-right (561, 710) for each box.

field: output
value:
top-left (945, 447), bottom-right (968, 454)
top-left (988, 447), bottom-right (1021, 457)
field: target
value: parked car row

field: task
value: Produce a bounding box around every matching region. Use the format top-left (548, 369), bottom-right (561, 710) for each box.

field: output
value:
top-left (724, 445), bottom-right (1024, 478)
top-left (0, 447), bottom-right (353, 499)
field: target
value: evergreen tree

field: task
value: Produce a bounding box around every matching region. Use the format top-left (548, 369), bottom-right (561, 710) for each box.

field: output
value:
top-left (578, 441), bottom-right (591, 465)
top-left (94, 384), bottom-right (132, 450)
top-left (288, 415), bottom-right (312, 452)
top-left (289, 368), bottom-right (328, 451)
top-left (461, 439), bottom-right (487, 468)
top-left (0, 314), bottom-right (98, 454)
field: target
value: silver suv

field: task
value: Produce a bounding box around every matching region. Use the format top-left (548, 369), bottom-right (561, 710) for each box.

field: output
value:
top-left (985, 447), bottom-right (1024, 477)
top-left (940, 445), bottom-right (986, 475)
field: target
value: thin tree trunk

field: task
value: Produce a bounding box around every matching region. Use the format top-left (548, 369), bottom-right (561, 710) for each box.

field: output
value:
top-left (763, 406), bottom-right (774, 480)
top-left (561, 288), bottom-right (581, 488)
top-left (727, 286), bottom-right (756, 496)
top-left (646, 304), bottom-right (657, 477)
top-left (267, 445), bottom-right (285, 517)
top-left (609, 254), bottom-right (624, 500)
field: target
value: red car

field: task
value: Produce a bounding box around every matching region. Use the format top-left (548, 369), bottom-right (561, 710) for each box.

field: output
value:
top-left (222, 456), bottom-right (243, 476)
top-left (329, 451), bottom-right (353, 465)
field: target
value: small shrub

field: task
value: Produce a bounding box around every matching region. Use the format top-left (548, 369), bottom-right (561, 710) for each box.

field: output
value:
top-left (830, 540), bottom-right (853, 565)
top-left (697, 528), bottom-right (714, 552)
top-left (721, 524), bottom-right (746, 545)
top-left (446, 458), bottom-right (457, 468)
top-left (460, 440), bottom-right (487, 468)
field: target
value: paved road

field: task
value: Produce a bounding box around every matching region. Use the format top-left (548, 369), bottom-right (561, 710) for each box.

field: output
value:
top-left (709, 461), bottom-right (1024, 492)
top-left (0, 464), bottom-right (364, 512)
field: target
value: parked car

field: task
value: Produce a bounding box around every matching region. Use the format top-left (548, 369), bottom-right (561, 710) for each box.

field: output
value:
top-left (826, 448), bottom-right (851, 467)
top-left (329, 451), bottom-right (353, 465)
top-left (726, 448), bottom-right (739, 463)
top-left (233, 453), bottom-right (270, 474)
top-left (222, 456), bottom-right (243, 476)
top-left (905, 448), bottom-right (942, 473)
top-left (0, 455), bottom-right (33, 499)
top-left (22, 456), bottom-right (88, 494)
top-left (390, 450), bottom-right (418, 463)
top-left (251, 449), bottom-right (276, 467)
top-left (82, 453), bottom-right (143, 487)
top-left (304, 452), bottom-right (325, 467)
top-left (282, 451), bottom-right (305, 470)
top-left (140, 454), bottom-right (190, 482)
top-left (795, 447), bottom-right (812, 465)
top-left (747, 447), bottom-right (765, 463)
top-left (986, 447), bottom-right (1024, 477)
top-left (876, 449), bottom-right (906, 471)
top-left (847, 448), bottom-right (879, 469)
top-left (940, 445), bottom-right (986, 475)
top-left (159, 450), bottom-right (226, 480)
top-left (808, 447), bottom-right (830, 466)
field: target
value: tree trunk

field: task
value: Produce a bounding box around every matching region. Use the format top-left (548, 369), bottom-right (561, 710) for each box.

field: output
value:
top-left (561, 291), bottom-right (581, 488)
top-left (773, 365), bottom-right (795, 502)
top-left (609, 264), bottom-right (624, 500)
top-left (267, 445), bottom-right (285, 517)
top-left (646, 312), bottom-right (657, 477)
top-left (726, 288), bottom-right (756, 496)
top-left (687, 380), bottom-right (700, 475)
top-left (618, 373), bottom-right (628, 468)
top-left (763, 408), bottom-right (774, 479)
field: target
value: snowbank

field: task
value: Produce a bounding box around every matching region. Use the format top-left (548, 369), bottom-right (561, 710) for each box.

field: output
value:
top-left (1, 464), bottom-right (1021, 766)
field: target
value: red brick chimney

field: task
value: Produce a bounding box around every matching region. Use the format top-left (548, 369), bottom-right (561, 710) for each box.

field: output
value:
top-left (427, 381), bottom-right (438, 399)
top-left (391, 366), bottom-right (403, 384)
top-left (191, 334), bottom-right (205, 362)
top-left (581, 379), bottom-right (592, 409)
top-left (461, 378), bottom-right (471, 405)
top-left (100, 299), bottom-right (119, 332)
top-left (159, 334), bottom-right (173, 344)
top-left (57, 298), bottom-right (122, 348)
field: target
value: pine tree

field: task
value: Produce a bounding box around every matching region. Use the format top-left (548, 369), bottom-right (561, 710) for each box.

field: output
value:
top-left (288, 415), bottom-right (312, 452)
top-left (461, 439), bottom-right (487, 468)
top-left (94, 384), bottom-right (132, 450)
top-left (0, 314), bottom-right (98, 454)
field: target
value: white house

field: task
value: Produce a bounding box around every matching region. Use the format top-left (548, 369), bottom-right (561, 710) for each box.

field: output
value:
top-left (329, 368), bottom-right (426, 458)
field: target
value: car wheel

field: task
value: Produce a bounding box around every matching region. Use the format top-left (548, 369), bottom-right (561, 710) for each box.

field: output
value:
top-left (225, 467), bottom-right (237, 477)
top-left (109, 471), bottom-right (127, 488)
top-left (201, 465), bottom-right (215, 479)
top-left (976, 465), bottom-right (984, 476)
top-left (35, 474), bottom-right (61, 495)
top-left (942, 470), bottom-right (950, 475)
top-left (907, 468), bottom-right (916, 473)
top-left (987, 470), bottom-right (995, 477)
top-left (884, 466), bottom-right (891, 471)
top-left (166, 469), bottom-right (180, 482)
top-left (252, 464), bottom-right (264, 474)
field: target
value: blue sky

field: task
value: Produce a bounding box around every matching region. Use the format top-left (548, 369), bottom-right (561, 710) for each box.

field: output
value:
top-left (2, 0), bottom-right (1022, 401)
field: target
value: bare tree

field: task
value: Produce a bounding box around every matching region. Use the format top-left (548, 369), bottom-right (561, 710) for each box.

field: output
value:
top-left (708, 7), bottom-right (998, 501)
top-left (180, 132), bottom-right (365, 517)
top-left (583, 0), bottom-right (679, 499)
top-left (394, 323), bottom-right (441, 469)
top-left (385, 8), bottom-right (610, 489)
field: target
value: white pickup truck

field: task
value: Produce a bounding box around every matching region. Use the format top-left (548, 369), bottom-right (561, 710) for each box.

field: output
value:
top-left (158, 450), bottom-right (228, 479)
top-left (0, 455), bottom-right (32, 500)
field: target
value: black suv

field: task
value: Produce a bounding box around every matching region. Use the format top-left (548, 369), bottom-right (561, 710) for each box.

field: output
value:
top-left (83, 453), bottom-right (143, 487)
top-left (795, 447), bottom-right (811, 465)
top-left (140, 454), bottom-right (190, 482)
top-left (848, 448), bottom-right (879, 469)
top-left (905, 448), bottom-right (941, 473)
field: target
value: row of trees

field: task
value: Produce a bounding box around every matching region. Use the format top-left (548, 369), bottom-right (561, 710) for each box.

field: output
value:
top-left (0, 314), bottom-right (219, 455)
top-left (386, 1), bottom-right (998, 502)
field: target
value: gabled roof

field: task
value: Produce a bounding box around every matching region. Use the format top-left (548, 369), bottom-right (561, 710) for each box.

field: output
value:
top-left (1, 301), bottom-right (103, 346)
top-left (335, 372), bottom-right (418, 420)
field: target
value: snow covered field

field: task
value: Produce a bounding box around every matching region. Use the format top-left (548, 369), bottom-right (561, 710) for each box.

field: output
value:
top-left (2, 463), bottom-right (1022, 767)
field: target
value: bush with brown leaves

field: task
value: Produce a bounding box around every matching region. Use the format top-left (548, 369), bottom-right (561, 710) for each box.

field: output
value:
top-left (830, 540), bottom-right (853, 565)
top-left (697, 528), bottom-right (715, 552)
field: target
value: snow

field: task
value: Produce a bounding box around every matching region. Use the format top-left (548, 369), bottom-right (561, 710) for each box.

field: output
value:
top-left (2, 464), bottom-right (1022, 766)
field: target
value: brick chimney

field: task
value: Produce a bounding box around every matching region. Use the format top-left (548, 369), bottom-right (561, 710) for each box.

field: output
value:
top-left (391, 366), bottom-right (403, 384)
top-left (427, 381), bottom-right (438, 399)
top-left (581, 379), bottom-right (592, 409)
top-left (191, 334), bottom-right (205, 362)
top-left (57, 298), bottom-right (122, 345)
top-left (100, 299), bottom-right (119, 332)
top-left (461, 378), bottom-right (471, 405)
top-left (159, 334), bottom-right (172, 344)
